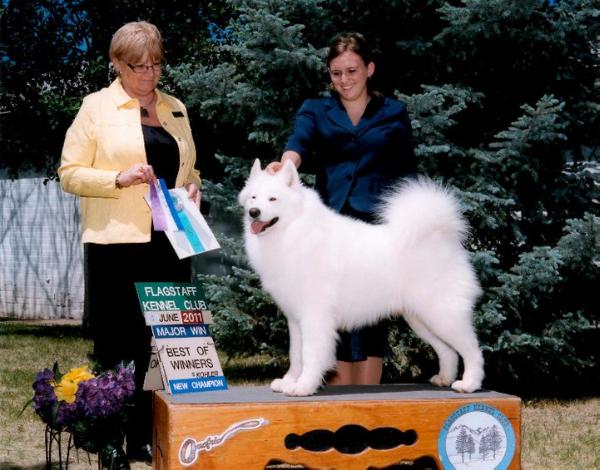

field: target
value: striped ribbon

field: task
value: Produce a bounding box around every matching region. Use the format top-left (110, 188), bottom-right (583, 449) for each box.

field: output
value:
top-left (159, 178), bottom-right (184, 231)
top-left (157, 179), bottom-right (206, 254)
top-left (177, 208), bottom-right (205, 253)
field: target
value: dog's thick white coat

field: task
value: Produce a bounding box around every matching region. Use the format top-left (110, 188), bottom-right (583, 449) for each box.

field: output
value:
top-left (239, 159), bottom-right (484, 396)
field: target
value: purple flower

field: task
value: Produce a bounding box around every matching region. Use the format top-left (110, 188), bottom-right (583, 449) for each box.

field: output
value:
top-left (30, 362), bottom-right (136, 441)
top-left (32, 369), bottom-right (59, 427)
top-left (76, 365), bottom-right (135, 420)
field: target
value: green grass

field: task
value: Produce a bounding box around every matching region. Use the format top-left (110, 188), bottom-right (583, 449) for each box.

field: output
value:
top-left (522, 399), bottom-right (600, 469)
top-left (0, 322), bottom-right (94, 468)
top-left (0, 320), bottom-right (279, 468)
top-left (1, 320), bottom-right (598, 469)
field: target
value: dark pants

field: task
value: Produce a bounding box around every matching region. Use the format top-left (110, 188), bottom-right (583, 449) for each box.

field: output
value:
top-left (337, 203), bottom-right (387, 361)
top-left (86, 231), bottom-right (191, 449)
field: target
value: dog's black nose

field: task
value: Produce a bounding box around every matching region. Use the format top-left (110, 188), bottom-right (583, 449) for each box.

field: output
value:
top-left (249, 208), bottom-right (261, 219)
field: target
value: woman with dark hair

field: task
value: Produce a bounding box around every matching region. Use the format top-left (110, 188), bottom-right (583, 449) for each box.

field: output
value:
top-left (268, 32), bottom-right (417, 386)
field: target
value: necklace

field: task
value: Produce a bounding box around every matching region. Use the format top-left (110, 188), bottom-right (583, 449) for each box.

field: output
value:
top-left (140, 94), bottom-right (156, 118)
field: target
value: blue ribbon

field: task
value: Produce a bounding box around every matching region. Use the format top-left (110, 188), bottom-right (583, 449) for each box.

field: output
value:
top-left (159, 178), bottom-right (184, 231)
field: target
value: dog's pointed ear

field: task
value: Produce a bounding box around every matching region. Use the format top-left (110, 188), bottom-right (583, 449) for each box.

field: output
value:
top-left (281, 159), bottom-right (301, 188)
top-left (250, 159), bottom-right (262, 177)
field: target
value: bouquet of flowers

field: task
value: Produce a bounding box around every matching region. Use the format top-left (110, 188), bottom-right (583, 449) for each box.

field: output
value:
top-left (30, 362), bottom-right (136, 455)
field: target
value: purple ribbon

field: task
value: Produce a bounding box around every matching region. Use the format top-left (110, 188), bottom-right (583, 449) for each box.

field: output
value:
top-left (150, 180), bottom-right (167, 231)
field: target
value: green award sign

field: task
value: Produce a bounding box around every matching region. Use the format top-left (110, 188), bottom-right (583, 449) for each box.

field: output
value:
top-left (135, 282), bottom-right (227, 394)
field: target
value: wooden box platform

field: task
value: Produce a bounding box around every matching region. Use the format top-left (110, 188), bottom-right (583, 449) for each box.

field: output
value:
top-left (153, 384), bottom-right (521, 470)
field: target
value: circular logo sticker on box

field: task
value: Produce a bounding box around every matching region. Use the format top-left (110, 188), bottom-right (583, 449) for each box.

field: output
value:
top-left (438, 403), bottom-right (516, 470)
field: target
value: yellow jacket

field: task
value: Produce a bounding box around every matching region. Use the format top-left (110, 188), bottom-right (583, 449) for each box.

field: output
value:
top-left (59, 79), bottom-right (201, 244)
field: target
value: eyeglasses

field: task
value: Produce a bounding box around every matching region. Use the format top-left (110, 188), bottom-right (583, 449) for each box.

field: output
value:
top-left (127, 63), bottom-right (163, 74)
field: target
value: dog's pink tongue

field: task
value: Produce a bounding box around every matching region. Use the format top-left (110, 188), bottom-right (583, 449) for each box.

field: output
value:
top-left (250, 220), bottom-right (268, 235)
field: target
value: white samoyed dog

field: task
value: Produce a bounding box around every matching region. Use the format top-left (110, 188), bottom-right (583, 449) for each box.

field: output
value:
top-left (238, 159), bottom-right (484, 396)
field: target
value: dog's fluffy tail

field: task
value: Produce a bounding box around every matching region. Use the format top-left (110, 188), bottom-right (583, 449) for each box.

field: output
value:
top-left (377, 177), bottom-right (468, 243)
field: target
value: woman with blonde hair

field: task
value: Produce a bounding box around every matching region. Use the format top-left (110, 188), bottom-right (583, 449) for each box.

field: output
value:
top-left (59, 21), bottom-right (201, 468)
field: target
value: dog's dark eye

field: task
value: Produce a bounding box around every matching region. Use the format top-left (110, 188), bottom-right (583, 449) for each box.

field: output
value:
top-left (251, 195), bottom-right (256, 199)
top-left (269, 197), bottom-right (277, 202)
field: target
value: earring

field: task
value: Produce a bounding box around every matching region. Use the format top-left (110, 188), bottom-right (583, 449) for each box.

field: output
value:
top-left (107, 63), bottom-right (118, 83)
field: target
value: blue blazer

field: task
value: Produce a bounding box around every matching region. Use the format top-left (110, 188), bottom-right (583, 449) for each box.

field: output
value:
top-left (285, 94), bottom-right (416, 214)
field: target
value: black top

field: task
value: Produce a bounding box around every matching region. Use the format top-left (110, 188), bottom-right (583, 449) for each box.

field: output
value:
top-left (142, 124), bottom-right (179, 188)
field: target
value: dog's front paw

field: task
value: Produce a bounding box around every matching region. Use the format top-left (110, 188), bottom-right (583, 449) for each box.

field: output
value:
top-left (270, 378), bottom-right (288, 393)
top-left (429, 374), bottom-right (453, 387)
top-left (281, 378), bottom-right (320, 397)
top-left (451, 379), bottom-right (481, 393)
top-left (271, 375), bottom-right (298, 393)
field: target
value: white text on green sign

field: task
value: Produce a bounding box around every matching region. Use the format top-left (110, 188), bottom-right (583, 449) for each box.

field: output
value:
top-left (136, 282), bottom-right (208, 312)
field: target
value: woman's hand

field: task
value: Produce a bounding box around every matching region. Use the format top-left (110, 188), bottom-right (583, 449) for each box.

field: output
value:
top-left (265, 161), bottom-right (283, 174)
top-left (185, 183), bottom-right (201, 208)
top-left (266, 151), bottom-right (301, 174)
top-left (116, 163), bottom-right (155, 188)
